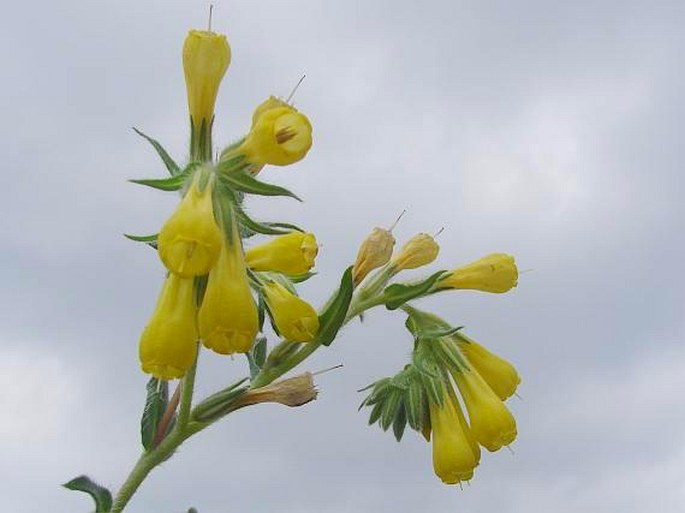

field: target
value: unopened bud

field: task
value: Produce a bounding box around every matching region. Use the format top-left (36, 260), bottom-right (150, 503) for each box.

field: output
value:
top-left (352, 227), bottom-right (395, 285)
top-left (391, 233), bottom-right (440, 271)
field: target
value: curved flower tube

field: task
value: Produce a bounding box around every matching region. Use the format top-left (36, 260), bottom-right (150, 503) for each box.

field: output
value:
top-left (245, 232), bottom-right (318, 276)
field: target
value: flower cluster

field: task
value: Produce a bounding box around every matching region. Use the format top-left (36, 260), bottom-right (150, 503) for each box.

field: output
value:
top-left (136, 29), bottom-right (318, 380)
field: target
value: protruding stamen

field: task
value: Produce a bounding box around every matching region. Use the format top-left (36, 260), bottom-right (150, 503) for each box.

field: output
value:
top-left (286, 74), bottom-right (307, 103)
top-left (388, 209), bottom-right (407, 232)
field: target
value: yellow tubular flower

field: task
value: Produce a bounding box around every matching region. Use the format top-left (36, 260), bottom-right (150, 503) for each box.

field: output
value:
top-left (239, 106), bottom-right (313, 166)
top-left (429, 390), bottom-right (481, 485)
top-left (457, 336), bottom-right (521, 400)
top-left (263, 281), bottom-right (319, 342)
top-left (391, 233), bottom-right (440, 271)
top-left (139, 274), bottom-right (198, 380)
top-left (453, 368), bottom-right (517, 452)
top-left (352, 227), bottom-right (396, 285)
top-left (251, 96), bottom-right (289, 127)
top-left (439, 253), bottom-right (518, 293)
top-left (183, 30), bottom-right (231, 128)
top-left (157, 176), bottom-right (222, 278)
top-left (198, 238), bottom-right (259, 355)
top-left (245, 232), bottom-right (318, 275)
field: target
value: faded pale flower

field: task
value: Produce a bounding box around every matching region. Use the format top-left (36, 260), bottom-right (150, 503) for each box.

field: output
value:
top-left (245, 232), bottom-right (318, 275)
top-left (391, 233), bottom-right (440, 271)
top-left (139, 274), bottom-right (198, 380)
top-left (352, 227), bottom-right (395, 285)
top-left (429, 389), bottom-right (481, 485)
top-left (183, 30), bottom-right (231, 127)
top-left (239, 106), bottom-right (312, 166)
top-left (157, 177), bottom-right (222, 278)
top-left (198, 238), bottom-right (259, 355)
top-left (263, 281), bottom-right (319, 342)
top-left (439, 253), bottom-right (518, 293)
top-left (453, 368), bottom-right (517, 452)
top-left (457, 335), bottom-right (520, 400)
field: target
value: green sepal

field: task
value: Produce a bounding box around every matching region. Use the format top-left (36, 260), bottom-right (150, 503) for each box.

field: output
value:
top-left (317, 267), bottom-right (354, 347)
top-left (216, 153), bottom-right (251, 175)
top-left (289, 271), bottom-right (317, 283)
top-left (132, 127), bottom-right (180, 176)
top-left (124, 233), bottom-right (158, 250)
top-left (262, 341), bottom-right (300, 370)
top-left (380, 390), bottom-right (401, 431)
top-left (406, 378), bottom-right (427, 431)
top-left (247, 336), bottom-right (267, 379)
top-left (129, 162), bottom-right (197, 192)
top-left (62, 475), bottom-right (113, 513)
top-left (191, 378), bottom-right (249, 423)
top-left (383, 270), bottom-right (449, 310)
top-left (140, 378), bottom-right (169, 451)
top-left (218, 170), bottom-right (302, 201)
top-left (235, 207), bottom-right (299, 236)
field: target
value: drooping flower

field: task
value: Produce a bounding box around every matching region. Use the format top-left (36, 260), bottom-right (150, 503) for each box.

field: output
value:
top-left (429, 387), bottom-right (481, 484)
top-left (439, 253), bottom-right (518, 293)
top-left (262, 281), bottom-right (319, 342)
top-left (245, 232), bottom-right (318, 276)
top-left (452, 368), bottom-right (517, 452)
top-left (183, 29), bottom-right (231, 129)
top-left (391, 233), bottom-right (440, 271)
top-left (251, 96), bottom-right (289, 127)
top-left (238, 106), bottom-right (313, 166)
top-left (157, 175), bottom-right (222, 278)
top-left (352, 227), bottom-right (395, 285)
top-left (456, 335), bottom-right (520, 400)
top-left (139, 274), bottom-right (198, 380)
top-left (198, 236), bottom-right (259, 355)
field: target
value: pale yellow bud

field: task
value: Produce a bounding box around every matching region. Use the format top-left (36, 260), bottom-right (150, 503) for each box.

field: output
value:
top-left (352, 227), bottom-right (395, 285)
top-left (391, 233), bottom-right (440, 271)
top-left (440, 253), bottom-right (518, 293)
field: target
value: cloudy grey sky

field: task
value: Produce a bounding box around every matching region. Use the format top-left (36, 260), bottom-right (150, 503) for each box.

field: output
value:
top-left (1, 0), bottom-right (684, 512)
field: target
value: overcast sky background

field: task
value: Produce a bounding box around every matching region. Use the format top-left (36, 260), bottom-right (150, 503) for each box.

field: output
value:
top-left (1, 1), bottom-right (684, 512)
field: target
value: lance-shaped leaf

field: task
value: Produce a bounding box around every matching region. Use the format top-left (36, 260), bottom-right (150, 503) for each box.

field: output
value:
top-left (219, 170), bottom-right (301, 201)
top-left (63, 475), bottom-right (113, 513)
top-left (235, 207), bottom-right (298, 236)
top-left (133, 127), bottom-right (180, 176)
top-left (129, 162), bottom-right (198, 192)
top-left (383, 270), bottom-right (449, 310)
top-left (317, 267), bottom-right (354, 347)
top-left (124, 232), bottom-right (158, 249)
top-left (140, 378), bottom-right (169, 451)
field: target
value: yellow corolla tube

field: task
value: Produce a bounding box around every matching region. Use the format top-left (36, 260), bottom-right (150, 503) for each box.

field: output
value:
top-left (157, 175), bottom-right (223, 278)
top-left (263, 281), bottom-right (319, 342)
top-left (429, 388), bottom-right (481, 485)
top-left (198, 237), bottom-right (259, 355)
top-left (245, 232), bottom-right (318, 275)
top-left (453, 368), bottom-right (517, 452)
top-left (390, 233), bottom-right (440, 271)
top-left (439, 253), bottom-right (518, 293)
top-left (183, 29), bottom-right (231, 128)
top-left (139, 274), bottom-right (199, 380)
top-left (238, 106), bottom-right (313, 166)
top-left (456, 335), bottom-right (521, 400)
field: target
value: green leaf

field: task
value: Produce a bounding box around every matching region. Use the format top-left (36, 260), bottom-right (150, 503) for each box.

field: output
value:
top-left (253, 336), bottom-right (268, 367)
top-left (392, 403), bottom-right (408, 442)
top-left (132, 127), bottom-right (180, 176)
top-left (129, 174), bottom-right (188, 192)
top-left (383, 270), bottom-right (449, 310)
top-left (368, 402), bottom-right (384, 425)
top-left (380, 391), bottom-right (401, 431)
top-left (235, 207), bottom-right (297, 236)
top-left (140, 378), bottom-right (169, 451)
top-left (63, 475), bottom-right (113, 512)
top-left (317, 267), bottom-right (354, 347)
top-left (219, 170), bottom-right (301, 201)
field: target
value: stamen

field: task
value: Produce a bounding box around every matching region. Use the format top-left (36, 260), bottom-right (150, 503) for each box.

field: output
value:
top-left (275, 127), bottom-right (297, 144)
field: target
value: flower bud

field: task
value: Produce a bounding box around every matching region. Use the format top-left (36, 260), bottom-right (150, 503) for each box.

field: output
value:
top-left (352, 227), bottom-right (395, 285)
top-left (263, 281), bottom-right (319, 342)
top-left (429, 389), bottom-right (480, 485)
top-left (139, 274), bottom-right (198, 380)
top-left (183, 30), bottom-right (231, 128)
top-left (236, 373), bottom-right (318, 408)
top-left (251, 96), bottom-right (289, 127)
top-left (453, 368), bottom-right (517, 452)
top-left (239, 106), bottom-right (313, 166)
top-left (439, 253), bottom-right (518, 293)
top-left (457, 335), bottom-right (520, 400)
top-left (245, 232), bottom-right (318, 275)
top-left (157, 176), bottom-right (222, 278)
top-left (198, 238), bottom-right (259, 355)
top-left (391, 233), bottom-right (440, 271)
